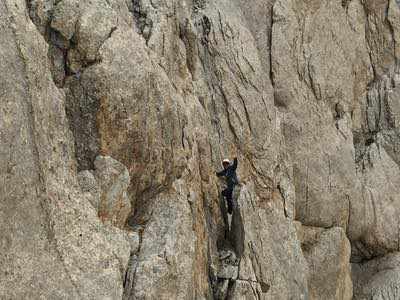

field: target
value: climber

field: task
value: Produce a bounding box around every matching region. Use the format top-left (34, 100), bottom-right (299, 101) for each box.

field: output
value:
top-left (216, 157), bottom-right (238, 214)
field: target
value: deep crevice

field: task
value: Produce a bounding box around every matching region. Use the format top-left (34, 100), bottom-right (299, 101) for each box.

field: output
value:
top-left (130, 0), bottom-right (153, 43)
top-left (210, 187), bottom-right (245, 299)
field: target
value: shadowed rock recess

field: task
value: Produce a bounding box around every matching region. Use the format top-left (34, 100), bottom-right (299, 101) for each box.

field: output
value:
top-left (3, 0), bottom-right (400, 299)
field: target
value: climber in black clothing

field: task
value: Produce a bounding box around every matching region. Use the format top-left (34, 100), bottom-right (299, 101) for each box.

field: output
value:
top-left (216, 157), bottom-right (238, 214)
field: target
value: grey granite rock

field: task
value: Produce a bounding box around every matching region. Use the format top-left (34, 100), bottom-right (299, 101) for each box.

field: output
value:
top-left (4, 0), bottom-right (400, 298)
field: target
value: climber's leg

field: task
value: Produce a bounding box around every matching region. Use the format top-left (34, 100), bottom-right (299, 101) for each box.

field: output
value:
top-left (227, 196), bottom-right (233, 215)
top-left (222, 188), bottom-right (233, 214)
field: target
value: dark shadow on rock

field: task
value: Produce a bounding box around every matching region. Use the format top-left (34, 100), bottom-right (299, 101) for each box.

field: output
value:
top-left (228, 186), bottom-right (245, 258)
top-left (211, 186), bottom-right (245, 299)
top-left (217, 193), bottom-right (231, 250)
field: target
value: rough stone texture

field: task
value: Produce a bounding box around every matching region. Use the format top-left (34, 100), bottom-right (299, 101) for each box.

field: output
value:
top-left (216, 249), bottom-right (239, 280)
top-left (271, 0), bottom-right (400, 263)
top-left (351, 143), bottom-right (400, 259)
top-left (349, 62), bottom-right (400, 258)
top-left (78, 156), bottom-right (132, 229)
top-left (93, 155), bottom-right (131, 229)
top-left (298, 225), bottom-right (353, 300)
top-left (226, 183), bottom-right (308, 300)
top-left (0, 0), bottom-right (130, 298)
top-left (4, 0), bottom-right (400, 299)
top-left (77, 170), bottom-right (100, 208)
top-left (272, 0), bottom-right (366, 230)
top-left (352, 252), bottom-right (400, 300)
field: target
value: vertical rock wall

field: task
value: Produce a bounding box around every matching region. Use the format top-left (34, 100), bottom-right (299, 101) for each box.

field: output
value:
top-left (2, 0), bottom-right (400, 299)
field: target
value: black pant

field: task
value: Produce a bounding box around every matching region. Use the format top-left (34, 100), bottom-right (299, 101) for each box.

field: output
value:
top-left (222, 187), bottom-right (233, 214)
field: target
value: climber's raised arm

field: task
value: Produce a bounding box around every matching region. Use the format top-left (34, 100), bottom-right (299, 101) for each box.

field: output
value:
top-left (231, 157), bottom-right (238, 171)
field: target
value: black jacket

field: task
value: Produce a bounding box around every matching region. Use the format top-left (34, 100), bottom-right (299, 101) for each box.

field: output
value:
top-left (216, 158), bottom-right (238, 189)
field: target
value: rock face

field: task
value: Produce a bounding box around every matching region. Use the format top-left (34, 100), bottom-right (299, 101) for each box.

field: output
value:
top-left (272, 0), bottom-right (365, 230)
top-left (298, 225), bottom-right (353, 300)
top-left (78, 155), bottom-right (132, 229)
top-left (352, 252), bottom-right (400, 299)
top-left (3, 0), bottom-right (400, 299)
top-left (0, 0), bottom-right (130, 298)
top-left (94, 155), bottom-right (132, 228)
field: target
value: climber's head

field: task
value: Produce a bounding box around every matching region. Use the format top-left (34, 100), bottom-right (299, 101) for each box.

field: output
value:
top-left (222, 158), bottom-right (230, 169)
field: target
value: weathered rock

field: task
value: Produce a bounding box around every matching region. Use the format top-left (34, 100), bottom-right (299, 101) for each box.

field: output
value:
top-left (352, 252), bottom-right (400, 300)
top-left (61, 0), bottom-right (308, 298)
top-left (229, 279), bottom-right (272, 300)
top-left (362, 0), bottom-right (399, 77)
top-left (127, 179), bottom-right (198, 299)
top-left (77, 170), bottom-right (100, 208)
top-left (26, 0), bottom-right (56, 35)
top-left (350, 143), bottom-right (400, 258)
top-left (126, 231), bottom-right (141, 255)
top-left (347, 4), bottom-right (400, 258)
top-left (215, 279), bottom-right (230, 300)
top-left (219, 249), bottom-right (238, 265)
top-left (48, 44), bottom-right (66, 86)
top-left (75, 2), bottom-right (118, 62)
top-left (123, 254), bottom-right (139, 300)
top-left (0, 1), bottom-right (130, 298)
top-left (216, 249), bottom-right (239, 280)
top-left (51, 0), bottom-right (80, 40)
top-left (5, 0), bottom-right (400, 298)
top-left (79, 157), bottom-right (132, 230)
top-left (94, 155), bottom-right (131, 229)
top-left (230, 183), bottom-right (309, 300)
top-left (219, 249), bottom-right (233, 261)
top-left (272, 0), bottom-right (366, 230)
top-left (218, 264), bottom-right (239, 280)
top-left (298, 225), bottom-right (353, 300)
